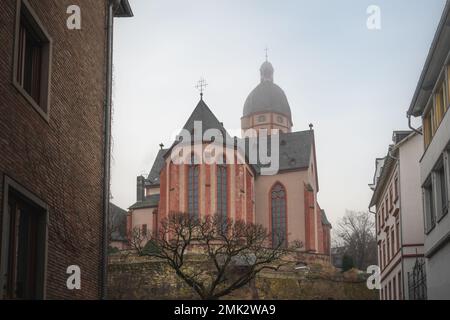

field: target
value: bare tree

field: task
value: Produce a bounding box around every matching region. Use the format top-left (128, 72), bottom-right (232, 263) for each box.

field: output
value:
top-left (129, 213), bottom-right (300, 300)
top-left (333, 210), bottom-right (377, 270)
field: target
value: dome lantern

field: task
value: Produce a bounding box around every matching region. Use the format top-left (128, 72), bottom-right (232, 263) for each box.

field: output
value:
top-left (243, 60), bottom-right (291, 118)
top-left (242, 60), bottom-right (293, 135)
top-left (260, 61), bottom-right (274, 83)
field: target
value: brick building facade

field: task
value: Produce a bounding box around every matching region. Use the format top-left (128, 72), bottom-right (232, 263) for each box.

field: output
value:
top-left (0, 0), bottom-right (132, 299)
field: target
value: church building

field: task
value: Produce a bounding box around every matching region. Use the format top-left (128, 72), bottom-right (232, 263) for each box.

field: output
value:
top-left (127, 59), bottom-right (331, 255)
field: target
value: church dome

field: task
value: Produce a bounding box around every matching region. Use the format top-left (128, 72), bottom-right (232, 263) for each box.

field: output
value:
top-left (243, 61), bottom-right (292, 122)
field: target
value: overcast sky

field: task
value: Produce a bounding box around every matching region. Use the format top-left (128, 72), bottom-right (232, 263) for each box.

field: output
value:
top-left (111, 0), bottom-right (446, 227)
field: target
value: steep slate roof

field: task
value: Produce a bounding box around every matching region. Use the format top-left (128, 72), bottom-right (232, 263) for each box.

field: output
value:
top-left (147, 148), bottom-right (168, 186)
top-left (369, 157), bottom-right (386, 191)
top-left (240, 130), bottom-right (314, 174)
top-left (392, 131), bottom-right (413, 145)
top-left (109, 203), bottom-right (127, 241)
top-left (163, 99), bottom-right (235, 162)
top-left (162, 99), bottom-right (234, 161)
top-left (369, 131), bottom-right (415, 207)
top-left (369, 150), bottom-right (394, 208)
top-left (277, 130), bottom-right (313, 171)
top-left (321, 209), bottom-right (332, 227)
top-left (114, 0), bottom-right (134, 17)
top-left (128, 194), bottom-right (160, 210)
top-left (181, 99), bottom-right (231, 141)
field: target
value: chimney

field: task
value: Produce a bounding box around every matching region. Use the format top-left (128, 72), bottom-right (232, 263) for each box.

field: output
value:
top-left (136, 175), bottom-right (145, 202)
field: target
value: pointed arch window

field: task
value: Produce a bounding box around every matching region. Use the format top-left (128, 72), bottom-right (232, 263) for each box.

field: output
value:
top-left (188, 154), bottom-right (199, 220)
top-left (271, 183), bottom-right (287, 247)
top-left (217, 157), bottom-right (228, 227)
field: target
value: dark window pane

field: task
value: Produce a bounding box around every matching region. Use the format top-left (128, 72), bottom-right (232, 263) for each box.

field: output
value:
top-left (271, 183), bottom-right (287, 247)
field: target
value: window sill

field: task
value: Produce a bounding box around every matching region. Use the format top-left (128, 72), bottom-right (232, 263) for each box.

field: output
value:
top-left (12, 81), bottom-right (50, 123)
top-left (393, 207), bottom-right (400, 217)
top-left (425, 224), bottom-right (436, 235)
top-left (437, 209), bottom-right (448, 223)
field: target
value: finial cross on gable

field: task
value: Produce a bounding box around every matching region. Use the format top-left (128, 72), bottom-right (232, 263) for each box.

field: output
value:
top-left (195, 78), bottom-right (208, 99)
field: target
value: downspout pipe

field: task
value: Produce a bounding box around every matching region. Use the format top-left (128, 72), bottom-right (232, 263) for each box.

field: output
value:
top-left (101, 0), bottom-right (117, 300)
top-left (388, 149), bottom-right (398, 161)
top-left (408, 112), bottom-right (422, 136)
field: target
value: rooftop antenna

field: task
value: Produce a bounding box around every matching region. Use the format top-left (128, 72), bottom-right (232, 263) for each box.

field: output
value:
top-left (195, 77), bottom-right (208, 100)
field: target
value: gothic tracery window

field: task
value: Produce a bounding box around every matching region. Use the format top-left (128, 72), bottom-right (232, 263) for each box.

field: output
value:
top-left (271, 183), bottom-right (287, 247)
top-left (217, 157), bottom-right (228, 228)
top-left (188, 154), bottom-right (199, 219)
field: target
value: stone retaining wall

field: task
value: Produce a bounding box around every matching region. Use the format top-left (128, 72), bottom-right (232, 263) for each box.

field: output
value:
top-left (107, 252), bottom-right (378, 300)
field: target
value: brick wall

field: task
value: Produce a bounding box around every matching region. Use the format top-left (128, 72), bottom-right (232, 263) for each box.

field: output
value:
top-left (0, 0), bottom-right (109, 299)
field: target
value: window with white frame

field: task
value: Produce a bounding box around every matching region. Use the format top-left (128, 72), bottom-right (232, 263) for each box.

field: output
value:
top-left (188, 154), bottom-right (199, 220)
top-left (436, 161), bottom-right (448, 219)
top-left (271, 183), bottom-right (287, 248)
top-left (13, 0), bottom-right (52, 119)
top-left (0, 177), bottom-right (48, 300)
top-left (423, 178), bottom-right (435, 233)
top-left (391, 227), bottom-right (395, 256)
top-left (387, 232), bottom-right (390, 262)
top-left (384, 197), bottom-right (389, 221)
top-left (217, 158), bottom-right (228, 230)
top-left (394, 175), bottom-right (399, 202)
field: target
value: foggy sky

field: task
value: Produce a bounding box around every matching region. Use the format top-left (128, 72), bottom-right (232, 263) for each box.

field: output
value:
top-left (110, 0), bottom-right (446, 227)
